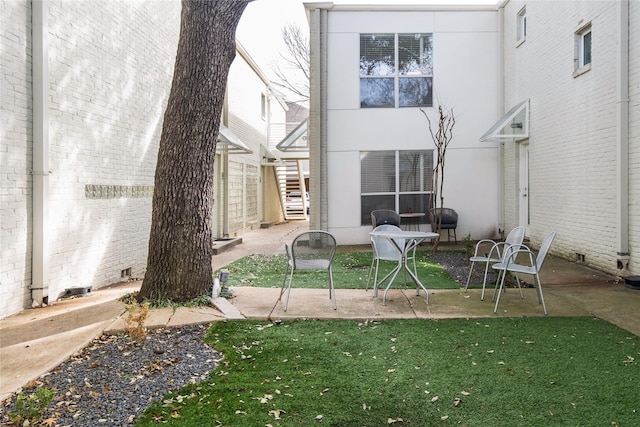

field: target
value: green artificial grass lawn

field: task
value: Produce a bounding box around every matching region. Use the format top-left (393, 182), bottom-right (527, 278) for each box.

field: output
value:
top-left (136, 317), bottom-right (640, 426)
top-left (216, 251), bottom-right (460, 290)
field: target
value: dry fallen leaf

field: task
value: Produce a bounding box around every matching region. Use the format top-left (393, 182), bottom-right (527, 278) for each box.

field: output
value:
top-left (431, 396), bottom-right (439, 403)
top-left (454, 397), bottom-right (462, 407)
top-left (269, 409), bottom-right (285, 420)
top-left (42, 417), bottom-right (58, 427)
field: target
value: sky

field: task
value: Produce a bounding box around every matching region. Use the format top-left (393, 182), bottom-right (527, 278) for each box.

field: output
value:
top-left (236, 0), bottom-right (499, 93)
top-left (236, 0), bottom-right (309, 83)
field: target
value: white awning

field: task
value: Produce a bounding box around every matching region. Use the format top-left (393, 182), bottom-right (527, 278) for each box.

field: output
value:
top-left (276, 119), bottom-right (308, 152)
top-left (261, 145), bottom-right (284, 166)
top-left (218, 125), bottom-right (252, 154)
top-left (480, 99), bottom-right (529, 142)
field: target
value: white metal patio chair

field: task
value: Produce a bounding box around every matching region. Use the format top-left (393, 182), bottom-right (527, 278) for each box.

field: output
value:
top-left (491, 231), bottom-right (557, 316)
top-left (366, 224), bottom-right (418, 295)
top-left (464, 225), bottom-right (526, 300)
top-left (279, 230), bottom-right (337, 311)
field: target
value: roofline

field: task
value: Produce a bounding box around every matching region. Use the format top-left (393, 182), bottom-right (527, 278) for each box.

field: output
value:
top-left (304, 1), bottom-right (500, 12)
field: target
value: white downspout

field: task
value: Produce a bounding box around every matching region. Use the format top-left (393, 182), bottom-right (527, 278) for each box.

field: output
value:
top-left (307, 5), bottom-right (323, 230)
top-left (221, 89), bottom-right (230, 238)
top-left (615, 0), bottom-right (630, 270)
top-left (31, 0), bottom-right (50, 306)
top-left (497, 4), bottom-right (505, 237)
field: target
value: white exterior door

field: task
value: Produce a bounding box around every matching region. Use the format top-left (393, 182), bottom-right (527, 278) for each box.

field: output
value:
top-left (519, 141), bottom-right (530, 236)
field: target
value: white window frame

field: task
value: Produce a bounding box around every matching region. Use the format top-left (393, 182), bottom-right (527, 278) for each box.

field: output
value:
top-left (360, 150), bottom-right (433, 225)
top-left (359, 33), bottom-right (433, 109)
top-left (261, 92), bottom-right (269, 121)
top-left (574, 23), bottom-right (592, 76)
top-left (516, 6), bottom-right (527, 46)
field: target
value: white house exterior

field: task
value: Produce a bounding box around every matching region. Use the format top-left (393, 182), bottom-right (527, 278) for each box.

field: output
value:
top-left (0, 1), bottom-right (287, 319)
top-left (497, 0), bottom-right (638, 277)
top-left (306, 0), bottom-right (639, 279)
top-left (305, 3), bottom-right (502, 245)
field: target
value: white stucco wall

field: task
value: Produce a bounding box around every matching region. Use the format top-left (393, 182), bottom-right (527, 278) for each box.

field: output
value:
top-left (500, 0), bottom-right (638, 276)
top-left (320, 8), bottom-right (500, 245)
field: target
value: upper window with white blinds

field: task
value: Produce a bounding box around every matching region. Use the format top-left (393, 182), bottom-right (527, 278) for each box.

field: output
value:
top-left (360, 33), bottom-right (433, 108)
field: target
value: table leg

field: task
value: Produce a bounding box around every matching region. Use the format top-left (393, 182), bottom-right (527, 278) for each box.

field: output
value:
top-left (381, 239), bottom-right (429, 306)
top-left (372, 259), bottom-right (402, 298)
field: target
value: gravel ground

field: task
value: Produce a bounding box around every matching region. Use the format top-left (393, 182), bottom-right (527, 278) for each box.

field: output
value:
top-left (0, 325), bottom-right (220, 426)
top-left (0, 253), bottom-right (482, 427)
top-left (427, 250), bottom-right (496, 286)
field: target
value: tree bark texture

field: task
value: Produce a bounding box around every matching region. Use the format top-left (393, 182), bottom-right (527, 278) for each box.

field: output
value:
top-left (138, 0), bottom-right (251, 302)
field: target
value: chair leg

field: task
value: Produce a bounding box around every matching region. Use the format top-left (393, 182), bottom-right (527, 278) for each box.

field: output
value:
top-left (279, 264), bottom-right (290, 301)
top-left (329, 267), bottom-right (337, 310)
top-left (366, 257), bottom-right (375, 291)
top-left (493, 268), bottom-right (507, 314)
top-left (535, 274), bottom-right (548, 316)
top-left (412, 253), bottom-right (419, 296)
top-left (492, 269), bottom-right (509, 301)
top-left (464, 261), bottom-right (476, 292)
top-left (514, 273), bottom-right (524, 299)
top-left (284, 268), bottom-right (294, 312)
top-left (480, 261), bottom-right (492, 301)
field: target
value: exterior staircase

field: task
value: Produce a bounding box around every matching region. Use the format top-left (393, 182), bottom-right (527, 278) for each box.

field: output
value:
top-left (275, 160), bottom-right (308, 220)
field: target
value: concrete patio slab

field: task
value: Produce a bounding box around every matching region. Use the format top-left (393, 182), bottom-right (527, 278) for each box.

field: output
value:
top-left (169, 306), bottom-right (226, 326)
top-left (0, 321), bottom-right (113, 403)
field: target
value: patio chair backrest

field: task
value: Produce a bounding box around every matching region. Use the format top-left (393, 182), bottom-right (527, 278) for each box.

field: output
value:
top-left (534, 231), bottom-right (556, 269)
top-left (371, 224), bottom-right (403, 262)
top-left (505, 226), bottom-right (526, 247)
top-left (290, 230), bottom-right (336, 270)
top-left (371, 210), bottom-right (401, 227)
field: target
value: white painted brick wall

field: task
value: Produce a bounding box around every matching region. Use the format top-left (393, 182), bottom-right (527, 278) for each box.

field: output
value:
top-left (501, 0), bottom-right (638, 275)
top-left (45, 0), bottom-right (179, 301)
top-left (1, 1), bottom-right (34, 317)
top-left (1, 1), bottom-right (180, 318)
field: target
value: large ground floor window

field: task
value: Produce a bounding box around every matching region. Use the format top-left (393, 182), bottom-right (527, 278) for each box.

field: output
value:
top-left (360, 150), bottom-right (433, 225)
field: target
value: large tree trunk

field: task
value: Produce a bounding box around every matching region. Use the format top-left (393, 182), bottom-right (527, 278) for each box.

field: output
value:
top-left (138, 0), bottom-right (251, 302)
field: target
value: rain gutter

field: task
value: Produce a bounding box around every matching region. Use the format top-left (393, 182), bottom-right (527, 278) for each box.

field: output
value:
top-left (615, 0), bottom-right (630, 269)
top-left (31, 0), bottom-right (50, 306)
top-left (497, 4), bottom-right (505, 234)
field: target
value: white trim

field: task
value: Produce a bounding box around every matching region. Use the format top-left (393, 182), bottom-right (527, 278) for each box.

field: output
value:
top-left (304, 2), bottom-right (498, 12)
top-left (218, 125), bottom-right (253, 154)
top-left (516, 6), bottom-right (526, 45)
top-left (480, 99), bottom-right (529, 142)
top-left (277, 119), bottom-right (309, 152)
